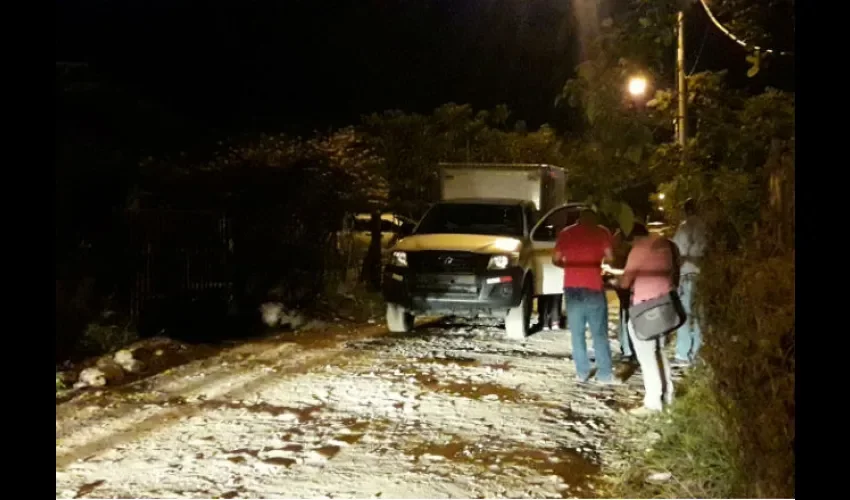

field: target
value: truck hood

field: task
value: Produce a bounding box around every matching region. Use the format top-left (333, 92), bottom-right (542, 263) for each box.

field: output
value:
top-left (392, 234), bottom-right (524, 254)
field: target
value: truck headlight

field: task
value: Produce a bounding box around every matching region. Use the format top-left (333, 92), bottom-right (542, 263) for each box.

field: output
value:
top-left (487, 255), bottom-right (511, 270)
top-left (391, 251), bottom-right (408, 267)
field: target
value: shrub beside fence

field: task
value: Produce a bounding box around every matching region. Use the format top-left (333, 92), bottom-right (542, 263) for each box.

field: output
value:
top-left (697, 139), bottom-right (795, 498)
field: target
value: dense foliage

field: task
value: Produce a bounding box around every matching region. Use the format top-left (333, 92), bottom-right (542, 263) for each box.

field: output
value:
top-left (558, 1), bottom-right (795, 497)
top-left (359, 103), bottom-right (565, 218)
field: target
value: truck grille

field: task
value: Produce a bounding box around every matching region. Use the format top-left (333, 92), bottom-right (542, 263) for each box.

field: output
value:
top-left (410, 274), bottom-right (478, 295)
top-left (408, 251), bottom-right (483, 273)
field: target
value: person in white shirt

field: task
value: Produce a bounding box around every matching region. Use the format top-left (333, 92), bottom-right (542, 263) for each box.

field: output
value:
top-left (670, 198), bottom-right (707, 366)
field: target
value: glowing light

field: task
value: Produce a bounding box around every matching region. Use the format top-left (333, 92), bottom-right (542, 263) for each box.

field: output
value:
top-left (628, 76), bottom-right (648, 97)
top-left (492, 238), bottom-right (521, 252)
top-left (488, 255), bottom-right (510, 270)
top-left (391, 251), bottom-right (408, 267)
top-left (658, 193), bottom-right (665, 200)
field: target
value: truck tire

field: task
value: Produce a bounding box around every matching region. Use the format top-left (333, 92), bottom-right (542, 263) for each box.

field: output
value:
top-left (504, 283), bottom-right (531, 340)
top-left (386, 303), bottom-right (415, 333)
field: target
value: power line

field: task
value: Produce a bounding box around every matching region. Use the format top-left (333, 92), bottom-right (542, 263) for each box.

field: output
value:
top-left (697, 0), bottom-right (793, 57)
top-left (689, 25), bottom-right (710, 75)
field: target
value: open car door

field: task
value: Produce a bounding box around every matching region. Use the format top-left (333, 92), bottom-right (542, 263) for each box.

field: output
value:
top-left (529, 203), bottom-right (587, 296)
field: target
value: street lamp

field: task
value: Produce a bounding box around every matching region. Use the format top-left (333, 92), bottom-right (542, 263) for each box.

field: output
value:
top-left (627, 76), bottom-right (648, 97)
top-left (658, 193), bottom-right (665, 200)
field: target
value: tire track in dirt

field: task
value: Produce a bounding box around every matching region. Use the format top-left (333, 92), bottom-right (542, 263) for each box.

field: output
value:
top-left (58, 315), bottom-right (658, 499)
top-left (56, 319), bottom-right (440, 469)
top-left (55, 340), bottom-right (308, 442)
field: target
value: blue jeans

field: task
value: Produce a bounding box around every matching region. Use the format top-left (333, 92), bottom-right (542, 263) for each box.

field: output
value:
top-left (565, 287), bottom-right (614, 381)
top-left (675, 275), bottom-right (702, 362)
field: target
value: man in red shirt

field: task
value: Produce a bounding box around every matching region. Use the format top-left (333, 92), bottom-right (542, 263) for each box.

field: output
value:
top-left (553, 208), bottom-right (617, 384)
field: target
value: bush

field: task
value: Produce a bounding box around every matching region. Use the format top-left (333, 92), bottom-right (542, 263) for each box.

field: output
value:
top-left (695, 140), bottom-right (795, 498)
top-left (226, 160), bottom-right (347, 309)
top-left (319, 281), bottom-right (386, 323)
top-left (607, 370), bottom-right (740, 498)
top-left (77, 323), bottom-right (139, 357)
top-left (697, 243), bottom-right (794, 498)
top-left (609, 139), bottom-right (794, 498)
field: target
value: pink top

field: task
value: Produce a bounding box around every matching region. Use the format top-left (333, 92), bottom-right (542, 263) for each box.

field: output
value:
top-left (621, 235), bottom-right (675, 304)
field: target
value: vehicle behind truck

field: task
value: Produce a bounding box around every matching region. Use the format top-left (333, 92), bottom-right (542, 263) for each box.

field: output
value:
top-left (382, 163), bottom-right (568, 339)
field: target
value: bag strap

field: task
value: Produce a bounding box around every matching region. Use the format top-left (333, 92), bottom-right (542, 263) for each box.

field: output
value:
top-left (667, 238), bottom-right (681, 288)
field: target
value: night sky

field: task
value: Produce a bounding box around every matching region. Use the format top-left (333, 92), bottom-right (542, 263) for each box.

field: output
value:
top-left (56, 0), bottom-right (794, 137)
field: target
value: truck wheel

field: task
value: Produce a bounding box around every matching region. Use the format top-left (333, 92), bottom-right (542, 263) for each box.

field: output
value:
top-left (386, 303), bottom-right (415, 333)
top-left (505, 284), bottom-right (531, 340)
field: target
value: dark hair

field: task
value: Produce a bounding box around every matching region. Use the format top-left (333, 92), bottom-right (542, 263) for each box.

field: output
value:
top-left (630, 223), bottom-right (649, 238)
top-left (578, 208), bottom-right (597, 224)
top-left (684, 198), bottom-right (697, 215)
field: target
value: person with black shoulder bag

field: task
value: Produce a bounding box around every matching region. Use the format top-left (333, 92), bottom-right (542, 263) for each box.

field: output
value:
top-left (614, 233), bottom-right (686, 416)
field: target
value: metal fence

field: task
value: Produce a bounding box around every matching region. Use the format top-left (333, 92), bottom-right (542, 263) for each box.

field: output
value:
top-left (126, 209), bottom-right (233, 324)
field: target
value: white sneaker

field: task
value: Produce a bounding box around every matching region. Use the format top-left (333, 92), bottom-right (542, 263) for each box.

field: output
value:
top-left (595, 377), bottom-right (623, 386)
top-left (628, 406), bottom-right (662, 417)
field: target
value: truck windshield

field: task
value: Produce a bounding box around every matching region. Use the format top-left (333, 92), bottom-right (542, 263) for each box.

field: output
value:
top-left (415, 204), bottom-right (524, 237)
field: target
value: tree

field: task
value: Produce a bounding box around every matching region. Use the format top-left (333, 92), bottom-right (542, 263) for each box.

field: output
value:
top-left (555, 0), bottom-right (794, 233)
top-left (562, 2), bottom-right (795, 497)
top-left (708, 0), bottom-right (795, 46)
top-left (359, 103), bottom-right (565, 217)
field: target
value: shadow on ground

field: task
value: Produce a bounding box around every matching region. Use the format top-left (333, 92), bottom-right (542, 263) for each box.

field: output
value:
top-left (136, 295), bottom-right (268, 344)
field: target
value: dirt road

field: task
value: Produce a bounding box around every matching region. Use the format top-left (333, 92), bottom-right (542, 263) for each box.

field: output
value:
top-left (56, 302), bottom-right (684, 499)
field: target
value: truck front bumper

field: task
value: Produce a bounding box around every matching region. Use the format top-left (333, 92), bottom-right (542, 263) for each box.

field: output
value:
top-left (382, 265), bottom-right (525, 317)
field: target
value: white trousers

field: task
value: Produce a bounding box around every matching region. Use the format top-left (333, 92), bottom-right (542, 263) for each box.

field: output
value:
top-left (628, 320), bottom-right (674, 410)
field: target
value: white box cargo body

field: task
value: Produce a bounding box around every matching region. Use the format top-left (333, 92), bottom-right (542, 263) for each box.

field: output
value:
top-left (439, 163), bottom-right (566, 214)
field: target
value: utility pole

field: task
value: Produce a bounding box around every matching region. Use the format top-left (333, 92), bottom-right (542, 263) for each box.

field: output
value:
top-left (676, 10), bottom-right (688, 150)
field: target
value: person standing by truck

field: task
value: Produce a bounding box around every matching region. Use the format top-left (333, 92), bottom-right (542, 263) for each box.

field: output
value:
top-left (538, 294), bottom-right (561, 331)
top-left (553, 208), bottom-right (618, 384)
top-left (360, 210), bottom-right (383, 292)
